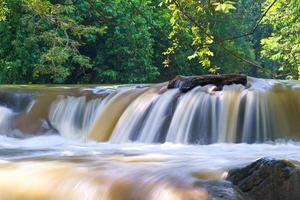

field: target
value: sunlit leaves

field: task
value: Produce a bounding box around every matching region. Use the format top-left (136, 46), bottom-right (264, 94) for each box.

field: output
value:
top-left (0, 0), bottom-right (9, 21)
top-left (161, 0), bottom-right (245, 74)
top-left (24, 0), bottom-right (53, 15)
top-left (213, 1), bottom-right (236, 13)
top-left (0, 0), bottom-right (299, 83)
top-left (261, 0), bottom-right (300, 79)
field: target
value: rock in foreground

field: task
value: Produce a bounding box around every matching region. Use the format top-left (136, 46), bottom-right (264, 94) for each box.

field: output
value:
top-left (226, 158), bottom-right (300, 200)
top-left (168, 74), bottom-right (247, 92)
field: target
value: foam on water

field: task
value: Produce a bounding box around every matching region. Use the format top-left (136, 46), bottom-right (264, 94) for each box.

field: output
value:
top-left (1, 134), bottom-right (300, 169)
top-left (0, 78), bottom-right (300, 199)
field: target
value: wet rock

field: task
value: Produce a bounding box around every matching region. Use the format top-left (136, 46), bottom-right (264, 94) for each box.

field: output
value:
top-left (226, 158), bottom-right (300, 200)
top-left (195, 180), bottom-right (244, 200)
top-left (168, 74), bottom-right (247, 92)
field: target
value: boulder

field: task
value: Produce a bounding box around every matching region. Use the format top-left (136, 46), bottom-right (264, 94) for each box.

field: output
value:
top-left (195, 180), bottom-right (244, 200)
top-left (168, 74), bottom-right (247, 92)
top-left (226, 158), bottom-right (300, 200)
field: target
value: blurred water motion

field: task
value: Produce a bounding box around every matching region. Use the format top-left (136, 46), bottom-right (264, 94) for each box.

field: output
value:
top-left (0, 77), bottom-right (300, 199)
top-left (0, 135), bottom-right (299, 199)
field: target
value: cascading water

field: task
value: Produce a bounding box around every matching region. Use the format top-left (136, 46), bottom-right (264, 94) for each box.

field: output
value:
top-left (49, 96), bottom-right (108, 139)
top-left (137, 88), bottom-right (179, 143)
top-left (0, 106), bottom-right (14, 134)
top-left (0, 77), bottom-right (300, 199)
top-left (28, 77), bottom-right (299, 144)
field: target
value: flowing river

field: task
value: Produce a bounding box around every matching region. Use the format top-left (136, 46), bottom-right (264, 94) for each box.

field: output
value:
top-left (0, 77), bottom-right (300, 199)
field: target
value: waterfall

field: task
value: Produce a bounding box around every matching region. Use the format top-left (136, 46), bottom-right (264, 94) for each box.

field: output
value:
top-left (0, 77), bottom-right (300, 144)
top-left (0, 106), bottom-right (14, 134)
top-left (137, 88), bottom-right (179, 143)
top-left (88, 88), bottom-right (147, 141)
top-left (48, 96), bottom-right (107, 139)
top-left (109, 88), bottom-right (161, 143)
top-left (166, 87), bottom-right (212, 144)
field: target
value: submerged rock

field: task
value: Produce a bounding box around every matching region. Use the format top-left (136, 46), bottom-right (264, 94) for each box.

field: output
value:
top-left (226, 158), bottom-right (300, 200)
top-left (168, 74), bottom-right (247, 92)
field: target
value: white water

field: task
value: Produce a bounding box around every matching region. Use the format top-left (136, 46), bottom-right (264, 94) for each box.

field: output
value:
top-left (43, 77), bottom-right (300, 143)
top-left (0, 78), bottom-right (300, 199)
top-left (49, 96), bottom-right (109, 140)
top-left (0, 107), bottom-right (14, 131)
top-left (0, 135), bottom-right (299, 199)
top-left (1, 135), bottom-right (300, 168)
top-left (137, 89), bottom-right (180, 143)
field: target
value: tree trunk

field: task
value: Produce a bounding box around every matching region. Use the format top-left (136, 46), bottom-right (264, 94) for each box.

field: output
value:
top-left (168, 74), bottom-right (247, 92)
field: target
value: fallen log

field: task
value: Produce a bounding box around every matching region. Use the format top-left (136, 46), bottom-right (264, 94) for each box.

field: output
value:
top-left (168, 74), bottom-right (247, 92)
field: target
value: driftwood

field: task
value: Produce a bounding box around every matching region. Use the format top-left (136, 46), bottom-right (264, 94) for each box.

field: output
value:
top-left (167, 74), bottom-right (247, 92)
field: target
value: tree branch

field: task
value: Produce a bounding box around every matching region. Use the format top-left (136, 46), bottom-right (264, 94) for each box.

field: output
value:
top-left (221, 0), bottom-right (279, 41)
top-left (172, 0), bottom-right (274, 76)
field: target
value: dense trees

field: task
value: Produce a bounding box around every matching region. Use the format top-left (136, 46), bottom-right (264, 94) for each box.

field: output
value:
top-left (261, 0), bottom-right (300, 79)
top-left (0, 0), bottom-right (299, 83)
top-left (0, 0), bottom-right (104, 83)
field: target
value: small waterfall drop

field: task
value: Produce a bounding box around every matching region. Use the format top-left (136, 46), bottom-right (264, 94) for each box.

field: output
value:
top-left (0, 106), bottom-right (14, 134)
top-left (137, 88), bottom-right (179, 143)
top-left (166, 87), bottom-right (207, 144)
top-left (0, 77), bottom-right (300, 144)
top-left (88, 88), bottom-right (147, 141)
top-left (109, 87), bottom-right (161, 143)
top-left (48, 96), bottom-right (107, 139)
top-left (1, 77), bottom-right (300, 200)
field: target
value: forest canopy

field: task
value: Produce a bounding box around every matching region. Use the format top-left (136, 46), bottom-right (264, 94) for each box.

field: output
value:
top-left (0, 0), bottom-right (299, 83)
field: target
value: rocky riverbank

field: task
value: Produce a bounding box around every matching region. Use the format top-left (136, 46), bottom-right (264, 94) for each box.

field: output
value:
top-left (197, 158), bottom-right (300, 200)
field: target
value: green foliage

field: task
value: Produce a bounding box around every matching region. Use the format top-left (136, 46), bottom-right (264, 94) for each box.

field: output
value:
top-left (161, 0), bottom-right (259, 75)
top-left (0, 0), bottom-right (9, 21)
top-left (0, 0), bottom-right (106, 83)
top-left (261, 0), bottom-right (300, 79)
top-left (93, 0), bottom-right (159, 83)
top-left (0, 0), bottom-right (161, 83)
top-left (0, 0), bottom-right (299, 83)
top-left (162, 0), bottom-right (215, 73)
top-left (213, 1), bottom-right (236, 13)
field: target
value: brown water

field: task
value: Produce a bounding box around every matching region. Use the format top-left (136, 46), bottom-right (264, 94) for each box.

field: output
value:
top-left (0, 77), bottom-right (300, 199)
